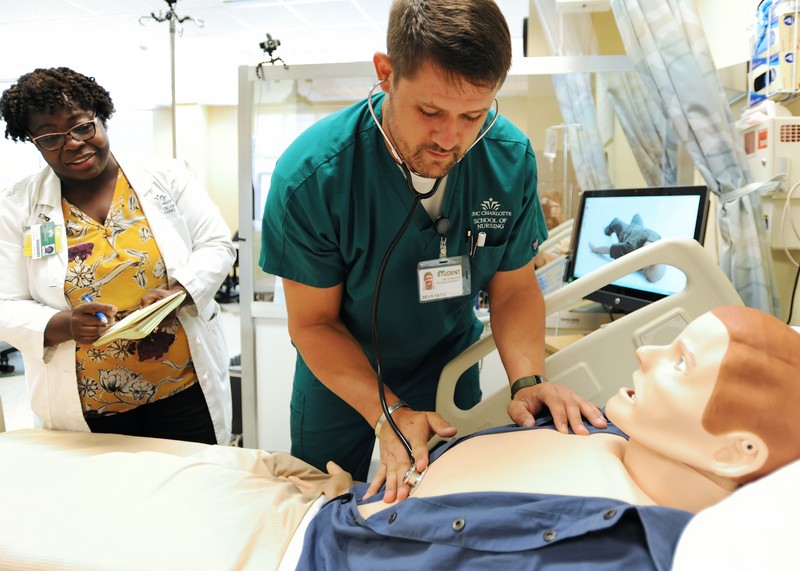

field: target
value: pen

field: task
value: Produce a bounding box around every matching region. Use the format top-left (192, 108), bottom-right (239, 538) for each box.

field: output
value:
top-left (81, 294), bottom-right (109, 324)
top-left (471, 231), bottom-right (486, 256)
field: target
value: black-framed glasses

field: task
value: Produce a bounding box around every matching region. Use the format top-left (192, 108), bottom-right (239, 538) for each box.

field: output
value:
top-left (29, 115), bottom-right (98, 151)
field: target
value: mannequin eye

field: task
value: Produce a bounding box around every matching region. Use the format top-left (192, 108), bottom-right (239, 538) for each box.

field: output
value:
top-left (674, 356), bottom-right (687, 373)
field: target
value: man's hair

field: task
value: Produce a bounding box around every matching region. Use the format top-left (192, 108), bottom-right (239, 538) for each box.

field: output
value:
top-left (386, 0), bottom-right (512, 89)
top-left (704, 306), bottom-right (800, 483)
top-left (0, 67), bottom-right (115, 142)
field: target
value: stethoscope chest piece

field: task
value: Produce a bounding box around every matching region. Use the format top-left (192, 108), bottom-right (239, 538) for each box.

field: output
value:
top-left (403, 464), bottom-right (428, 493)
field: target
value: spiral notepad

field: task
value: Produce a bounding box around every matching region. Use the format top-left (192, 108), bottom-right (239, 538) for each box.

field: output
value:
top-left (93, 291), bottom-right (186, 346)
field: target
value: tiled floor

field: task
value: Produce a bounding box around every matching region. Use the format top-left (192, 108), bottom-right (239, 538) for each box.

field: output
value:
top-left (0, 303), bottom-right (241, 432)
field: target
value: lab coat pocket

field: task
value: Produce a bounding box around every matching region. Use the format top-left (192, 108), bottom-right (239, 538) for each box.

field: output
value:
top-left (183, 302), bottom-right (227, 380)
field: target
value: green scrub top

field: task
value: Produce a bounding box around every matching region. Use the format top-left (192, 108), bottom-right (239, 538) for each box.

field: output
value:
top-left (261, 93), bottom-right (547, 393)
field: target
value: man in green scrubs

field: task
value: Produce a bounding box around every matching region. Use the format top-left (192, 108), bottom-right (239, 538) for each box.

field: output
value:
top-left (261, 0), bottom-right (608, 502)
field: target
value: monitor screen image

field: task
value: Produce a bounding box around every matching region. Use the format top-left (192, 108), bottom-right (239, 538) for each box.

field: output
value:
top-left (563, 186), bottom-right (709, 313)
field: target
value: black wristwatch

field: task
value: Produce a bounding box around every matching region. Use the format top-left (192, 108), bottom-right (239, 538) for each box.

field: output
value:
top-left (510, 375), bottom-right (547, 399)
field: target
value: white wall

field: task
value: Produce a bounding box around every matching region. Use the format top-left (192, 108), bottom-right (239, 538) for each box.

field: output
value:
top-left (150, 104), bottom-right (239, 234)
top-left (697, 0), bottom-right (752, 70)
top-left (0, 105), bottom-right (234, 236)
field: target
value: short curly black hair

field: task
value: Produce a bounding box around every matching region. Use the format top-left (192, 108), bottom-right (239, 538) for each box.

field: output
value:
top-left (0, 67), bottom-right (115, 143)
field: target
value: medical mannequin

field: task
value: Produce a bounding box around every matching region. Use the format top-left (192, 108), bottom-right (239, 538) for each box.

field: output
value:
top-left (3, 306), bottom-right (797, 571)
top-left (296, 305), bottom-right (800, 569)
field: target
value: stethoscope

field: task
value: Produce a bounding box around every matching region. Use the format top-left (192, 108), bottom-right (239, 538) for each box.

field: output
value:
top-left (366, 79), bottom-right (498, 492)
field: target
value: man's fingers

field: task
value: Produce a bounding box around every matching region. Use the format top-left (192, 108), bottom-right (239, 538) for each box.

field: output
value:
top-left (363, 464), bottom-right (386, 500)
top-left (507, 398), bottom-right (535, 427)
top-left (565, 403), bottom-right (590, 435)
top-left (410, 441), bottom-right (430, 472)
top-left (428, 413), bottom-right (457, 438)
top-left (581, 402), bottom-right (608, 428)
top-left (383, 462), bottom-right (400, 503)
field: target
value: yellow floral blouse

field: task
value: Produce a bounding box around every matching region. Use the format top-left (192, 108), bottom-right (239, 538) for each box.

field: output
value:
top-left (63, 170), bottom-right (197, 417)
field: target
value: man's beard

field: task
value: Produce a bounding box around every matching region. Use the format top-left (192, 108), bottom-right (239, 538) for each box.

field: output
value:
top-left (404, 144), bottom-right (461, 178)
top-left (384, 101), bottom-right (462, 178)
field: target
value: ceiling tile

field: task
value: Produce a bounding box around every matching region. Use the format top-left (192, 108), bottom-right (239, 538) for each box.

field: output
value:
top-left (0, 0), bottom-right (530, 105)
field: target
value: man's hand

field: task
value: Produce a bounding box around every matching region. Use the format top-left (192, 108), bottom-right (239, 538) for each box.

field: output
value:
top-left (507, 382), bottom-right (607, 434)
top-left (362, 408), bottom-right (456, 503)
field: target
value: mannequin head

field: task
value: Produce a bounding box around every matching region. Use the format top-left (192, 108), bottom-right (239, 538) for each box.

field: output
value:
top-left (606, 306), bottom-right (800, 486)
top-left (703, 306), bottom-right (800, 483)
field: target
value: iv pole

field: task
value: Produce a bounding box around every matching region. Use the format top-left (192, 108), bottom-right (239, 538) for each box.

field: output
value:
top-left (545, 123), bottom-right (581, 219)
top-left (140, 0), bottom-right (204, 158)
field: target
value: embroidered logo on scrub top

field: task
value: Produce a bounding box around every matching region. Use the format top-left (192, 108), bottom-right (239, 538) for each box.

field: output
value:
top-left (472, 197), bottom-right (513, 231)
top-left (152, 192), bottom-right (178, 216)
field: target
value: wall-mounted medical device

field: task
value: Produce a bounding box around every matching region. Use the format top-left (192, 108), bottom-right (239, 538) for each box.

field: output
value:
top-left (737, 100), bottom-right (800, 250)
top-left (739, 100), bottom-right (800, 186)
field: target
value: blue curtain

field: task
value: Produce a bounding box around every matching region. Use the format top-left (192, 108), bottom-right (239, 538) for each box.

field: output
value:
top-left (599, 71), bottom-right (678, 187)
top-left (609, 0), bottom-right (781, 314)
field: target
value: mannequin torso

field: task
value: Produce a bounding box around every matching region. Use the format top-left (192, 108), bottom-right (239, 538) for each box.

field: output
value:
top-left (359, 428), bottom-right (655, 518)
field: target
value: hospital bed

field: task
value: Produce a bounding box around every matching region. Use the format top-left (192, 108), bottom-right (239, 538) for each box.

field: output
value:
top-left (438, 237), bottom-right (744, 437)
top-left (0, 237), bottom-right (796, 571)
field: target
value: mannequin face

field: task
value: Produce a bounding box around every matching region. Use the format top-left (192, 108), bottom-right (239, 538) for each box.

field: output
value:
top-left (606, 312), bottom-right (730, 467)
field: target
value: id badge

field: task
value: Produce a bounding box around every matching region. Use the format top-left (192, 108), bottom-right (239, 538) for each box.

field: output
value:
top-left (24, 222), bottom-right (61, 258)
top-left (417, 256), bottom-right (471, 303)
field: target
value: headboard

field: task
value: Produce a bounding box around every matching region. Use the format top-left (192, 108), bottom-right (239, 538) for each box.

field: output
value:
top-left (436, 237), bottom-right (744, 437)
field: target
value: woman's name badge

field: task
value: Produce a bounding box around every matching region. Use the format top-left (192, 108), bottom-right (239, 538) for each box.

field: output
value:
top-left (24, 221), bottom-right (61, 259)
top-left (417, 256), bottom-right (471, 303)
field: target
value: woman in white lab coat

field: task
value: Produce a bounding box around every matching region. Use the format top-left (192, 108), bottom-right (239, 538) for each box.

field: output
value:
top-left (0, 67), bottom-right (234, 444)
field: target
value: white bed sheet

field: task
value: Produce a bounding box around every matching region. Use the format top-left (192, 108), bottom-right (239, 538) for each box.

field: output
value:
top-left (0, 429), bottom-right (325, 571)
top-left (672, 459), bottom-right (800, 570)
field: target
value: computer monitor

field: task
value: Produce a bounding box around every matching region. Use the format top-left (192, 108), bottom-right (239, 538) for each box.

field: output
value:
top-left (563, 186), bottom-right (709, 313)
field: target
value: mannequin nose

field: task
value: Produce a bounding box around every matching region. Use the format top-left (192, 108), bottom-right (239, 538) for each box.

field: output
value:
top-left (635, 345), bottom-right (658, 371)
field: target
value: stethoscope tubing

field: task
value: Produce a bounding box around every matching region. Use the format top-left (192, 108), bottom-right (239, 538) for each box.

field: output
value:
top-left (366, 77), bottom-right (499, 488)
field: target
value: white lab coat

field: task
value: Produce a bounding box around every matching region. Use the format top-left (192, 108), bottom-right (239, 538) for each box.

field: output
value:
top-left (0, 153), bottom-right (235, 445)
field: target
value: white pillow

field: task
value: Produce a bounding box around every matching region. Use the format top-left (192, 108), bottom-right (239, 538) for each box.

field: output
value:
top-left (672, 459), bottom-right (800, 570)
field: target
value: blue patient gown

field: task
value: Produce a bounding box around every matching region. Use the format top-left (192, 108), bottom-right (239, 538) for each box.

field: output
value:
top-left (295, 419), bottom-right (693, 571)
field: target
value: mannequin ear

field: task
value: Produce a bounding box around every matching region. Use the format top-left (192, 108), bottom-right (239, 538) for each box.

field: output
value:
top-left (711, 432), bottom-right (767, 479)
